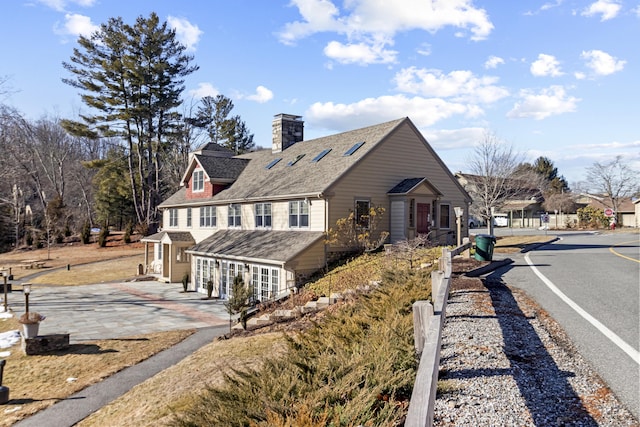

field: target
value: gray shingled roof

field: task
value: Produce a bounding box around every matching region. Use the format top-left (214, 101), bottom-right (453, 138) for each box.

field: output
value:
top-left (195, 155), bottom-right (249, 181)
top-left (160, 117), bottom-right (407, 207)
top-left (388, 178), bottom-right (426, 194)
top-left (193, 142), bottom-right (234, 155)
top-left (141, 231), bottom-right (195, 243)
top-left (187, 230), bottom-right (325, 262)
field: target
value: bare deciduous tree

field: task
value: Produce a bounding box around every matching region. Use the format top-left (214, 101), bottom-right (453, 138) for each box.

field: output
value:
top-left (465, 130), bottom-right (543, 234)
top-left (586, 155), bottom-right (639, 221)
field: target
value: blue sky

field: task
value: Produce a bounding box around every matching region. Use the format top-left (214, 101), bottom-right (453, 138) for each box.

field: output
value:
top-left (1, 0), bottom-right (638, 186)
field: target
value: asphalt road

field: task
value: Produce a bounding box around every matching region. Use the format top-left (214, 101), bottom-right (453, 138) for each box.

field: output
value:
top-left (490, 229), bottom-right (640, 419)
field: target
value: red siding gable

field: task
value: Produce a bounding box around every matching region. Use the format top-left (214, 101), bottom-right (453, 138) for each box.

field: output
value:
top-left (185, 172), bottom-right (227, 200)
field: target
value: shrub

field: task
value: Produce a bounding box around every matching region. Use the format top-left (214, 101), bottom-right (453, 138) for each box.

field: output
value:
top-left (25, 232), bottom-right (33, 246)
top-left (80, 222), bottom-right (91, 244)
top-left (181, 273), bottom-right (189, 292)
top-left (123, 227), bottom-right (131, 244)
top-left (577, 206), bottom-right (608, 228)
top-left (98, 226), bottom-right (110, 247)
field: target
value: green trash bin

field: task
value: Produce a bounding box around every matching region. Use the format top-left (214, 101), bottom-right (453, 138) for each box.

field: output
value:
top-left (474, 234), bottom-right (496, 261)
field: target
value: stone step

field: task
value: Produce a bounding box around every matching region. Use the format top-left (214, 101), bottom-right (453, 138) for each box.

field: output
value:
top-left (301, 301), bottom-right (318, 313)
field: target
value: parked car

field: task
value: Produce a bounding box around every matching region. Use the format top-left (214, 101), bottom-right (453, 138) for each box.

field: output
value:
top-left (468, 216), bottom-right (484, 228)
top-left (493, 214), bottom-right (509, 227)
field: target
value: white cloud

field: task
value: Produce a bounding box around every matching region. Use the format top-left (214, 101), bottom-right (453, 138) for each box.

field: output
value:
top-left (393, 67), bottom-right (509, 104)
top-left (530, 54), bottom-right (563, 77)
top-left (416, 43), bottom-right (431, 57)
top-left (581, 50), bottom-right (625, 76)
top-left (167, 16), bottom-right (203, 52)
top-left (484, 56), bottom-right (504, 69)
top-left (38, 0), bottom-right (96, 12)
top-left (507, 85), bottom-right (579, 120)
top-left (242, 86), bottom-right (274, 103)
top-left (189, 83), bottom-right (219, 99)
top-left (306, 94), bottom-right (483, 131)
top-left (582, 0), bottom-right (622, 21)
top-left (423, 127), bottom-right (486, 151)
top-left (54, 13), bottom-right (99, 38)
top-left (324, 40), bottom-right (397, 64)
top-left (278, 0), bottom-right (493, 65)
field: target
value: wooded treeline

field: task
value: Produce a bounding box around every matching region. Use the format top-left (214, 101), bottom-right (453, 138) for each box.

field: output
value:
top-left (0, 12), bottom-right (254, 253)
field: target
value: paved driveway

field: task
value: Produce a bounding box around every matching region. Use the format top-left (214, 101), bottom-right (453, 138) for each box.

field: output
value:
top-left (7, 281), bottom-right (230, 343)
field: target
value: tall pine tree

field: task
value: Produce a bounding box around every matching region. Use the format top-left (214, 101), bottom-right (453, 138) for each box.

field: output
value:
top-left (61, 13), bottom-right (198, 233)
top-left (192, 95), bottom-right (254, 154)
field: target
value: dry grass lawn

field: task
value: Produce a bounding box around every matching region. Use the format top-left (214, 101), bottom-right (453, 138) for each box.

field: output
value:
top-left (0, 236), bottom-right (145, 282)
top-left (0, 326), bottom-right (194, 427)
top-left (77, 333), bottom-right (286, 427)
top-left (493, 234), bottom-right (555, 253)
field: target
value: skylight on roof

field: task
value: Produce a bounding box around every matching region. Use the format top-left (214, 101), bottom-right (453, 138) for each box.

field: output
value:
top-left (312, 148), bottom-right (332, 163)
top-left (265, 158), bottom-right (282, 169)
top-left (343, 141), bottom-right (365, 156)
top-left (287, 154), bottom-right (305, 166)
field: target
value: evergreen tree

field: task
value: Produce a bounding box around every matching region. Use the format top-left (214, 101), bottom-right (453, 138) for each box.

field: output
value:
top-left (61, 12), bottom-right (198, 233)
top-left (193, 95), bottom-right (254, 154)
top-left (533, 156), bottom-right (569, 193)
top-left (84, 148), bottom-right (136, 230)
top-left (224, 274), bottom-right (253, 330)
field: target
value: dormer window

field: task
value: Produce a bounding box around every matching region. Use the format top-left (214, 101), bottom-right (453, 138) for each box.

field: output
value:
top-left (193, 170), bottom-right (204, 192)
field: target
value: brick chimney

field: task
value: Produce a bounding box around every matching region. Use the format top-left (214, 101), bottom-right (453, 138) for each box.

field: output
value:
top-left (272, 114), bottom-right (304, 153)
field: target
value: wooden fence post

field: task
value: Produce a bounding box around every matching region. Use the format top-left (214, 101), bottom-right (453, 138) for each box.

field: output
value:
top-left (413, 300), bottom-right (434, 355)
top-left (431, 270), bottom-right (444, 308)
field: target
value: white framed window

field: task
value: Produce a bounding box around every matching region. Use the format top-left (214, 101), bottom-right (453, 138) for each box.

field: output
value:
top-left (194, 257), bottom-right (216, 292)
top-left (221, 261), bottom-right (244, 299)
top-left (176, 247), bottom-right (189, 263)
top-left (251, 266), bottom-right (280, 301)
top-left (228, 204), bottom-right (242, 227)
top-left (271, 269), bottom-right (279, 298)
top-left (252, 266), bottom-right (260, 301)
top-left (255, 203), bottom-right (272, 228)
top-left (289, 200), bottom-right (309, 228)
top-left (439, 203), bottom-right (451, 229)
top-left (200, 206), bottom-right (216, 227)
top-left (355, 199), bottom-right (371, 229)
top-left (192, 170), bottom-right (204, 192)
top-left (186, 207), bottom-right (192, 227)
top-left (409, 199), bottom-right (415, 228)
top-left (168, 208), bottom-right (178, 228)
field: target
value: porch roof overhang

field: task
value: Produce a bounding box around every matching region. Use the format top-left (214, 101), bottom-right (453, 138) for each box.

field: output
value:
top-left (503, 201), bottom-right (539, 211)
top-left (141, 231), bottom-right (195, 244)
top-left (186, 230), bottom-right (325, 263)
top-left (387, 177), bottom-right (443, 197)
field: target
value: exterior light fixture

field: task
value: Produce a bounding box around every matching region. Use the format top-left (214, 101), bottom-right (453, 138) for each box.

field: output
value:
top-left (23, 283), bottom-right (32, 315)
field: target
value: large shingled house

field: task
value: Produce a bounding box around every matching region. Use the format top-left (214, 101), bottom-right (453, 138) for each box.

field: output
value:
top-left (142, 114), bottom-right (471, 300)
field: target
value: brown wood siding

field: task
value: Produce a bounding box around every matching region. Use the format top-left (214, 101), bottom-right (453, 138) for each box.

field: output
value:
top-left (287, 238), bottom-right (326, 273)
top-left (326, 122), bottom-right (468, 239)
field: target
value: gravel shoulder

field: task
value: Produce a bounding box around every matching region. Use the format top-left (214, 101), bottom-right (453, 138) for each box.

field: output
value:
top-left (434, 274), bottom-right (639, 426)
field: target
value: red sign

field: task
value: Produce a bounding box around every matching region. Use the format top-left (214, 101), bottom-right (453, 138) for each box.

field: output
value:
top-left (604, 208), bottom-right (614, 217)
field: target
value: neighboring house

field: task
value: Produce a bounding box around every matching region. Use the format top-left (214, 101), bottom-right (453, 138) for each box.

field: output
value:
top-left (583, 195), bottom-right (637, 227)
top-left (455, 172), bottom-right (544, 228)
top-left (142, 114), bottom-right (471, 300)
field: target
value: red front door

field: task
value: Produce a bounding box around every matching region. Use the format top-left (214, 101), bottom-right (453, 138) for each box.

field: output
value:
top-left (417, 203), bottom-right (430, 234)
